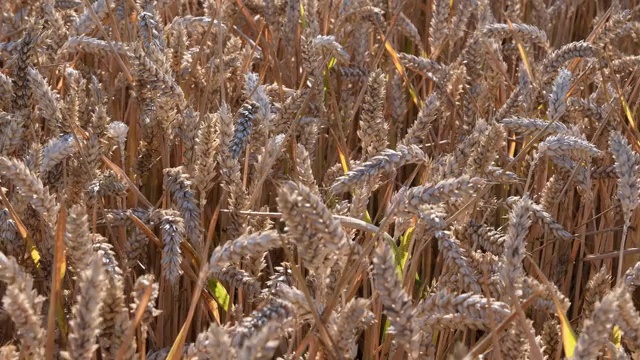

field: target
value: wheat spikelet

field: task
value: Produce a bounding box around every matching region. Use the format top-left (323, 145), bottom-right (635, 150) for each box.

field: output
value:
top-left (294, 144), bottom-right (318, 195)
top-left (157, 210), bottom-right (184, 286)
top-left (429, 0), bottom-right (449, 54)
top-left (61, 256), bottom-right (105, 360)
top-left (331, 145), bottom-right (426, 194)
top-left (581, 267), bottom-right (611, 327)
top-left (541, 41), bottom-right (600, 78)
top-left (574, 287), bottom-right (621, 358)
top-left (193, 112), bottom-right (218, 199)
top-left (230, 298), bottom-right (293, 348)
top-left (398, 52), bottom-right (445, 81)
top-left (547, 69), bottom-right (572, 120)
top-left (230, 101), bottom-right (260, 159)
top-left (416, 290), bottom-right (511, 330)
top-left (0, 252), bottom-right (45, 358)
top-left (398, 176), bottom-right (484, 215)
top-left (163, 167), bottom-right (203, 251)
top-left (610, 131), bottom-right (640, 282)
top-left (537, 134), bottom-right (602, 161)
top-left (277, 181), bottom-right (349, 275)
top-left (0, 157), bottom-right (58, 225)
top-left (402, 94), bottom-right (438, 146)
top-left (372, 241), bottom-right (420, 358)
top-left (11, 29), bottom-right (37, 112)
top-left (213, 265), bottom-right (262, 298)
top-left (27, 66), bottom-right (64, 134)
top-left (541, 317), bottom-right (561, 358)
top-left (358, 70), bottom-right (388, 158)
top-left (481, 23), bottom-right (549, 50)
top-left (501, 116), bottom-right (568, 138)
top-left (130, 274), bottom-right (160, 346)
top-left (187, 322), bottom-right (235, 360)
top-left (435, 231), bottom-right (482, 293)
top-left (459, 220), bottom-right (506, 255)
top-left (59, 35), bottom-right (131, 58)
top-left (209, 230), bottom-right (282, 271)
top-left (64, 203), bottom-right (94, 271)
top-left (329, 298), bottom-right (374, 359)
top-left (502, 197), bottom-right (532, 292)
top-left (507, 196), bottom-right (574, 240)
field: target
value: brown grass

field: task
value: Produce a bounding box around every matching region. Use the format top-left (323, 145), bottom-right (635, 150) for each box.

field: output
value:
top-left (1, 0), bottom-right (640, 359)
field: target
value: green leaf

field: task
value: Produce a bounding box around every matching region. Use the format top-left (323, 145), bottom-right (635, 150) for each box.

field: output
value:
top-left (556, 307), bottom-right (577, 358)
top-left (397, 227), bottom-right (414, 277)
top-left (208, 278), bottom-right (230, 312)
top-left (612, 325), bottom-right (622, 348)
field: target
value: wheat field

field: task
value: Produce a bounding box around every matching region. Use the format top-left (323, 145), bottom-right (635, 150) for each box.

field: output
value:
top-left (1, 0), bottom-right (640, 359)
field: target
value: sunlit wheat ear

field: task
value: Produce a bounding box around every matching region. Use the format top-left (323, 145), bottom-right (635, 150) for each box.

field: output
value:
top-left (211, 265), bottom-right (262, 298)
top-left (209, 230), bottom-right (283, 272)
top-left (96, 245), bottom-right (131, 359)
top-left (624, 262), bottom-right (640, 291)
top-left (501, 116), bottom-right (568, 138)
top-left (547, 68), bottom-right (572, 120)
top-left (506, 196), bottom-right (573, 241)
top-left (416, 290), bottom-right (511, 330)
top-left (230, 298), bottom-right (294, 348)
top-left (616, 287), bottom-right (640, 351)
top-left (27, 66), bottom-right (63, 135)
top-left (580, 267), bottom-right (611, 327)
top-left (458, 220), bottom-right (506, 255)
top-left (329, 298), bottom-right (374, 359)
top-left (372, 241), bottom-right (421, 358)
top-left (64, 203), bottom-right (94, 271)
top-left (130, 274), bottom-right (160, 347)
top-left (331, 144), bottom-right (426, 194)
top-left (402, 94), bottom-right (439, 146)
top-left (435, 231), bottom-right (481, 293)
top-left (574, 287), bottom-right (621, 359)
top-left (238, 320), bottom-right (282, 360)
top-left (187, 321), bottom-right (235, 360)
top-left (528, 134), bottom-right (601, 191)
top-left (163, 166), bottom-right (203, 251)
top-left (229, 101), bottom-right (259, 159)
top-left (0, 157), bottom-right (58, 226)
top-left (193, 112), bottom-right (219, 202)
top-left (521, 276), bottom-right (570, 312)
top-left (294, 143), bottom-right (319, 195)
top-left (438, 120), bottom-right (488, 178)
top-left (594, 9), bottom-right (632, 49)
top-left (398, 52), bottom-right (446, 82)
top-left (41, 134), bottom-right (76, 175)
top-left (541, 317), bottom-right (561, 358)
top-left (11, 28), bottom-right (37, 113)
top-left (481, 23), bottom-right (549, 50)
top-left (609, 131), bottom-right (640, 283)
top-left (499, 320), bottom-right (532, 359)
top-left (277, 181), bottom-right (349, 275)
top-left (0, 112), bottom-right (26, 156)
top-left (502, 196), bottom-right (532, 294)
top-left (0, 343), bottom-right (18, 359)
top-left (398, 176), bottom-right (484, 216)
top-left (466, 122), bottom-right (506, 177)
top-left (0, 252), bottom-right (45, 359)
top-left (358, 70), bottom-right (388, 159)
top-left (61, 255), bottom-right (105, 360)
top-left (156, 209), bottom-right (184, 287)
top-left (429, 0), bottom-right (450, 55)
top-left (541, 41), bottom-right (600, 79)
